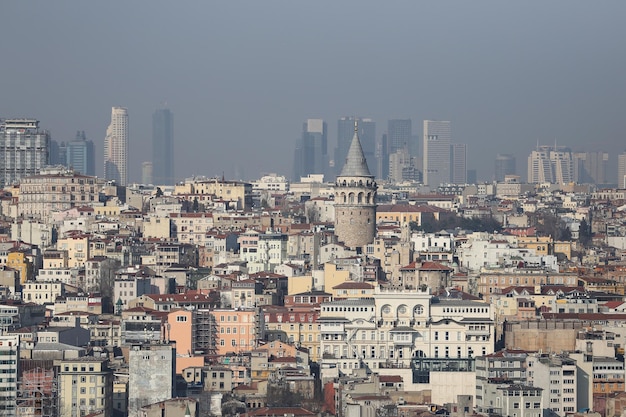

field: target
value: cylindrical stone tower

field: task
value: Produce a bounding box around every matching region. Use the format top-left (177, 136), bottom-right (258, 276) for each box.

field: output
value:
top-left (334, 120), bottom-right (377, 250)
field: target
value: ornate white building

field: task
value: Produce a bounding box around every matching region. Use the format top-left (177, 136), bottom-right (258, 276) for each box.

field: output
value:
top-left (319, 287), bottom-right (494, 403)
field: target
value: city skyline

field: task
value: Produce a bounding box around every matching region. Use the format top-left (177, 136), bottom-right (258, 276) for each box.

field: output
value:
top-left (1, 2), bottom-right (624, 183)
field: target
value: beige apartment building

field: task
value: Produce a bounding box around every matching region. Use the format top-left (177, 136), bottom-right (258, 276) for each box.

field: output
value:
top-left (175, 178), bottom-right (252, 209)
top-left (18, 168), bottom-right (102, 219)
top-left (57, 357), bottom-right (113, 417)
top-left (57, 233), bottom-right (90, 268)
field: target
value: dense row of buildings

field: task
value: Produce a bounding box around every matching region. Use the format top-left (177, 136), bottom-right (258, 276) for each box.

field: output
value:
top-left (0, 116), bottom-right (626, 417)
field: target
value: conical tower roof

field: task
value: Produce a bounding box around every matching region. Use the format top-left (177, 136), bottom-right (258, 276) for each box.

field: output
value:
top-left (339, 120), bottom-right (372, 177)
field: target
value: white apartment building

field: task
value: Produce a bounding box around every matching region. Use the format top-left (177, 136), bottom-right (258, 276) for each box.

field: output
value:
top-left (526, 355), bottom-right (577, 416)
top-left (0, 335), bottom-right (19, 414)
top-left (252, 173), bottom-right (289, 192)
top-left (319, 287), bottom-right (493, 404)
top-left (22, 281), bottom-right (65, 304)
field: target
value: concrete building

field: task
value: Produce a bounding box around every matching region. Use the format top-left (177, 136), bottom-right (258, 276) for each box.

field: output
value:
top-left (128, 343), bottom-right (176, 417)
top-left (423, 120), bottom-right (451, 187)
top-left (333, 121), bottom-right (377, 250)
top-left (104, 106), bottom-right (129, 186)
top-left (152, 108), bottom-right (174, 186)
top-left (0, 119), bottom-right (49, 187)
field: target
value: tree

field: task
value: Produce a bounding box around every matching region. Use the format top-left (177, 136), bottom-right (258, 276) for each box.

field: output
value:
top-left (579, 217), bottom-right (592, 247)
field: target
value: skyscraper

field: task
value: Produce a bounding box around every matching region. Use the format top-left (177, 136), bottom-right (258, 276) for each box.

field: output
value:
top-left (450, 143), bottom-right (467, 184)
top-left (573, 151), bottom-right (609, 184)
top-left (527, 145), bottom-right (574, 184)
top-left (66, 130), bottom-right (95, 175)
top-left (387, 119), bottom-right (412, 155)
top-left (335, 117), bottom-right (376, 177)
top-left (152, 108), bottom-right (174, 185)
top-left (494, 154), bottom-right (516, 182)
top-left (104, 107), bottom-right (128, 186)
top-left (618, 152), bottom-right (626, 188)
top-left (423, 120), bottom-right (451, 187)
top-left (0, 119), bottom-right (49, 187)
top-left (293, 119), bottom-right (328, 181)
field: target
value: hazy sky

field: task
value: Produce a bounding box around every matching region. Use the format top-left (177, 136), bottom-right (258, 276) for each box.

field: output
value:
top-left (2, 1), bottom-right (625, 183)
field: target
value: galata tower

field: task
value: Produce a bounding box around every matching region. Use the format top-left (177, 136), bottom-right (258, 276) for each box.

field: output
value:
top-left (334, 120), bottom-right (377, 251)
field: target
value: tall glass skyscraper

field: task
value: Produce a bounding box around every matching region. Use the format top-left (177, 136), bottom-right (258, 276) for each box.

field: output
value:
top-left (104, 107), bottom-right (128, 186)
top-left (423, 120), bottom-right (451, 187)
top-left (293, 119), bottom-right (328, 181)
top-left (152, 108), bottom-right (174, 185)
top-left (67, 131), bottom-right (95, 176)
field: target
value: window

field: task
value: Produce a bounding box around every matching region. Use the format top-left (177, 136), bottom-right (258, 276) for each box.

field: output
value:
top-left (176, 316), bottom-right (188, 322)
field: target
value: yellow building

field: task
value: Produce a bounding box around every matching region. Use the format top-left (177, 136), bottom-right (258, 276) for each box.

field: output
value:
top-left (56, 357), bottom-right (113, 417)
top-left (57, 233), bottom-right (90, 268)
top-left (7, 249), bottom-right (32, 283)
top-left (175, 178), bottom-right (252, 210)
top-left (517, 236), bottom-right (552, 256)
top-left (376, 204), bottom-right (452, 228)
top-left (322, 263), bottom-right (350, 293)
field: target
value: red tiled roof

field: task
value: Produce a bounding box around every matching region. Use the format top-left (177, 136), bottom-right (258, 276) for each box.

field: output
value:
top-left (333, 281), bottom-right (374, 290)
top-left (419, 262), bottom-right (453, 271)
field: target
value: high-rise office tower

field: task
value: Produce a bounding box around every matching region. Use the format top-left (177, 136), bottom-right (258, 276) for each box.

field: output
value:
top-left (527, 145), bottom-right (574, 184)
top-left (66, 131), bottom-right (95, 175)
top-left (451, 143), bottom-right (467, 184)
top-left (573, 151), bottom-right (609, 184)
top-left (387, 119), bottom-right (412, 155)
top-left (377, 133), bottom-right (389, 180)
top-left (49, 139), bottom-right (64, 165)
top-left (335, 117), bottom-right (376, 177)
top-left (494, 154), bottom-right (516, 182)
top-left (104, 107), bottom-right (128, 186)
top-left (142, 161), bottom-right (153, 184)
top-left (423, 120), bottom-right (451, 187)
top-left (293, 119), bottom-right (328, 181)
top-left (334, 120), bottom-right (377, 250)
top-left (152, 108), bottom-right (174, 185)
top-left (618, 152), bottom-right (626, 188)
top-left (0, 119), bottom-right (49, 187)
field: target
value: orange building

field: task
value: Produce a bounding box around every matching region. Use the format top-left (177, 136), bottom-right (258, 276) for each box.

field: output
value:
top-left (214, 308), bottom-right (261, 355)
